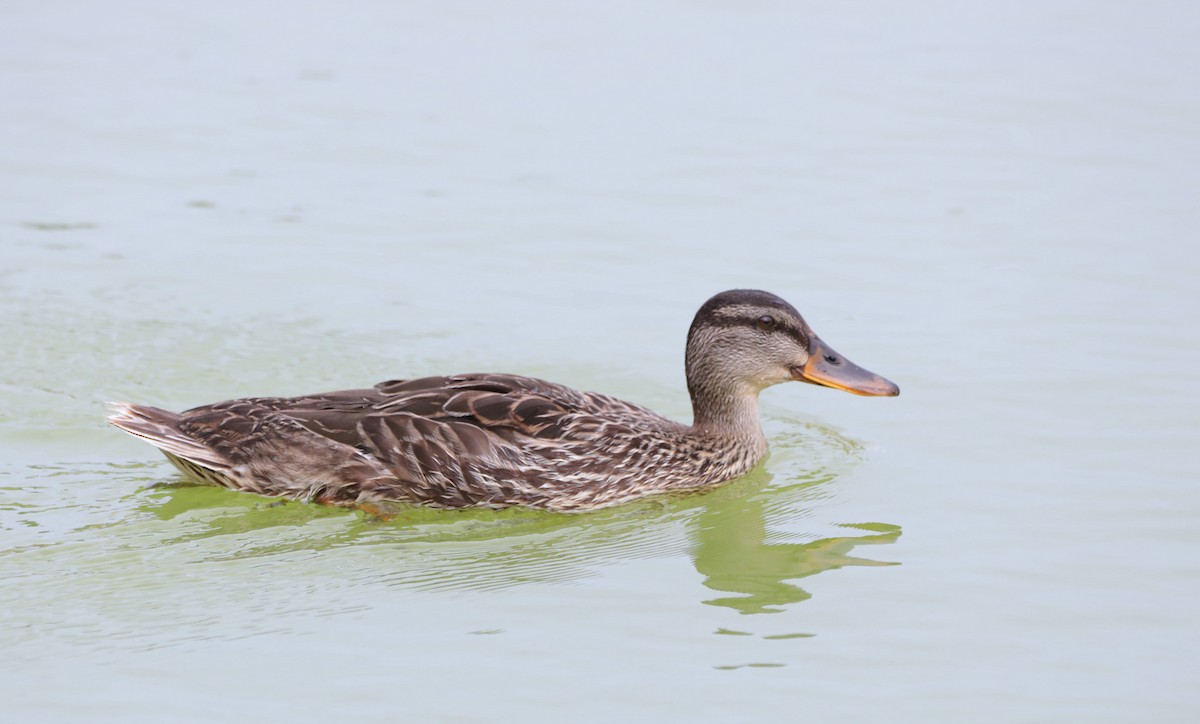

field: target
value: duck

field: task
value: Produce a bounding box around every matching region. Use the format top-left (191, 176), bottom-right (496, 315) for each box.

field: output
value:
top-left (107, 289), bottom-right (898, 512)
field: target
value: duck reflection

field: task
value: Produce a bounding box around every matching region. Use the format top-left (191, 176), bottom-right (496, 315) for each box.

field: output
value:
top-left (134, 459), bottom-right (900, 617)
top-left (690, 472), bottom-right (900, 615)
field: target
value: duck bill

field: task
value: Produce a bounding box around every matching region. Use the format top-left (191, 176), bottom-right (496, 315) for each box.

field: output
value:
top-left (791, 337), bottom-right (900, 397)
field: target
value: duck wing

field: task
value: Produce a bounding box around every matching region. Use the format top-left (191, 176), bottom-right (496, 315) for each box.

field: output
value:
top-left (163, 373), bottom-right (678, 508)
top-left (278, 372), bottom-right (676, 441)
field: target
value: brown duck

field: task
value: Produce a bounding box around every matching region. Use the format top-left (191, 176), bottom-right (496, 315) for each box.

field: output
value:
top-left (108, 290), bottom-right (898, 512)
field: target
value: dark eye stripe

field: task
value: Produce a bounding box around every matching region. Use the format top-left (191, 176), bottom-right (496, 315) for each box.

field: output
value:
top-left (773, 323), bottom-right (808, 347)
top-left (701, 314), bottom-right (809, 346)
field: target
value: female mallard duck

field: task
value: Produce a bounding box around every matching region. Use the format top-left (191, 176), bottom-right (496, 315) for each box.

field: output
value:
top-left (108, 290), bottom-right (898, 512)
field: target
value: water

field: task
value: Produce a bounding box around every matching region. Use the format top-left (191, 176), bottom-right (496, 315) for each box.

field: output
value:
top-left (3, 1), bottom-right (1198, 721)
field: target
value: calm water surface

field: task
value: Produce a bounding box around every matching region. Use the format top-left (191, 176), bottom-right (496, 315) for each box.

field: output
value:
top-left (2, 1), bottom-right (1197, 721)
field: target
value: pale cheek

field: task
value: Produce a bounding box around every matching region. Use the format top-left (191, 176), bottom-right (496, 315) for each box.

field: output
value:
top-left (751, 367), bottom-right (792, 388)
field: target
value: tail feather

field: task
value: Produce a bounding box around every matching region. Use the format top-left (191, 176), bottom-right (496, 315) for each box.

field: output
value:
top-left (106, 401), bottom-right (230, 471)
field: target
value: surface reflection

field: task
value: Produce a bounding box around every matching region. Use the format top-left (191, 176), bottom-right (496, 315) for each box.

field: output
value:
top-left (132, 454), bottom-right (901, 613)
top-left (3, 443), bottom-right (902, 656)
top-left (692, 479), bottom-right (901, 614)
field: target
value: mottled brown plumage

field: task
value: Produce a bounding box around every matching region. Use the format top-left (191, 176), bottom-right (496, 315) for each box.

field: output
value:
top-left (108, 290), bottom-right (898, 512)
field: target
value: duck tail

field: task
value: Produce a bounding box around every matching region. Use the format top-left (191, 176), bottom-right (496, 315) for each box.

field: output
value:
top-left (105, 401), bottom-right (229, 471)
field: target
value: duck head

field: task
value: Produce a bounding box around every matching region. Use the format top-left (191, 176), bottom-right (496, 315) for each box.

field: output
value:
top-left (685, 289), bottom-right (900, 404)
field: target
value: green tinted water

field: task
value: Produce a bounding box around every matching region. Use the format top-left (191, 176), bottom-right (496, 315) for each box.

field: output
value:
top-left (2, 1), bottom-right (1197, 721)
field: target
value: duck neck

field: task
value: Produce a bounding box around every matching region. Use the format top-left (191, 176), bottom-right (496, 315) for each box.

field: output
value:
top-left (687, 376), bottom-right (768, 451)
top-left (683, 327), bottom-right (770, 453)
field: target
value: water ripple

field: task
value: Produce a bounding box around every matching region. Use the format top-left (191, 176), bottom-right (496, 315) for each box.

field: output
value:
top-left (0, 417), bottom-right (901, 654)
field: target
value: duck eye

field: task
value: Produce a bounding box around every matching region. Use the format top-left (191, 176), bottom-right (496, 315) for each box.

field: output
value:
top-left (756, 315), bottom-right (777, 331)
